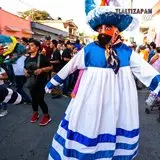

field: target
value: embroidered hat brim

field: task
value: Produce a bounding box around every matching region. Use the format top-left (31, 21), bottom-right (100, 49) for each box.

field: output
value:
top-left (87, 6), bottom-right (138, 32)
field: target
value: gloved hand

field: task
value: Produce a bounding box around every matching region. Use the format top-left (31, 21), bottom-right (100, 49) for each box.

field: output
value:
top-left (45, 81), bottom-right (54, 93)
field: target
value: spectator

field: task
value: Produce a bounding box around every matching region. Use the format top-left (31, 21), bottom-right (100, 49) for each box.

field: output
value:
top-left (0, 66), bottom-right (8, 117)
top-left (50, 40), bottom-right (62, 73)
top-left (149, 47), bottom-right (160, 68)
top-left (15, 37), bottom-right (21, 43)
top-left (81, 40), bottom-right (86, 47)
top-left (21, 37), bottom-right (29, 46)
top-left (61, 41), bottom-right (72, 96)
top-left (41, 48), bottom-right (47, 56)
top-left (12, 53), bottom-right (32, 104)
top-left (145, 47), bottom-right (160, 109)
top-left (138, 45), bottom-right (149, 61)
top-left (131, 42), bottom-right (137, 51)
top-left (24, 39), bottom-right (52, 126)
top-left (50, 40), bottom-right (62, 98)
top-left (146, 43), bottom-right (151, 53)
top-left (57, 43), bottom-right (63, 56)
top-left (42, 36), bottom-right (53, 59)
top-left (72, 46), bottom-right (78, 57)
top-left (148, 42), bottom-right (156, 62)
top-left (74, 39), bottom-right (82, 51)
top-left (61, 41), bottom-right (72, 67)
top-left (4, 56), bottom-right (15, 86)
top-left (136, 45), bottom-right (149, 89)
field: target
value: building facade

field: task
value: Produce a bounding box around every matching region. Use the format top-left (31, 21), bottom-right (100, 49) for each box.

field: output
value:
top-left (0, 8), bottom-right (33, 38)
top-left (147, 1), bottom-right (160, 46)
top-left (38, 19), bottom-right (79, 41)
top-left (31, 22), bottom-right (68, 40)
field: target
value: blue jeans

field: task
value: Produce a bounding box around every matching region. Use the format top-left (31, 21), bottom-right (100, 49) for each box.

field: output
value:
top-left (0, 102), bottom-right (7, 110)
top-left (63, 76), bottom-right (70, 95)
top-left (6, 64), bottom-right (15, 83)
top-left (0, 84), bottom-right (8, 110)
top-left (15, 76), bottom-right (31, 103)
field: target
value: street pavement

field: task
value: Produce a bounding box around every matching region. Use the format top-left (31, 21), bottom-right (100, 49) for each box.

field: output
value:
top-left (0, 90), bottom-right (160, 160)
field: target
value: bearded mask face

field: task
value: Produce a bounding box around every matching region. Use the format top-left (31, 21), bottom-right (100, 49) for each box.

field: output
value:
top-left (96, 25), bottom-right (120, 47)
top-left (97, 34), bottom-right (112, 48)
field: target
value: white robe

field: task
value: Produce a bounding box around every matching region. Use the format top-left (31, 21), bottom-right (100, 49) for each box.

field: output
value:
top-left (46, 42), bottom-right (160, 160)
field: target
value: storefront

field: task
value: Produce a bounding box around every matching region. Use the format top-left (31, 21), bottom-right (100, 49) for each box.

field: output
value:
top-left (0, 8), bottom-right (33, 38)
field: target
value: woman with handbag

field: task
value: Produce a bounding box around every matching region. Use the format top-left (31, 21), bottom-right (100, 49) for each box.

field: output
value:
top-left (24, 39), bottom-right (53, 126)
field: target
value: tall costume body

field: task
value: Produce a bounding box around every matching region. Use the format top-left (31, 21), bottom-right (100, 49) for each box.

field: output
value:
top-left (0, 35), bottom-right (23, 105)
top-left (46, 0), bottom-right (160, 159)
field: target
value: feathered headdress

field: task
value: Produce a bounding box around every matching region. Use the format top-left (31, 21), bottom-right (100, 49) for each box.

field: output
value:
top-left (0, 35), bottom-right (26, 64)
top-left (0, 35), bottom-right (17, 56)
top-left (85, 0), bottom-right (138, 32)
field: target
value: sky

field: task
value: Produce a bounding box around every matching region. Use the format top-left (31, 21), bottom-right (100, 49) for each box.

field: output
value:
top-left (0, 0), bottom-right (159, 34)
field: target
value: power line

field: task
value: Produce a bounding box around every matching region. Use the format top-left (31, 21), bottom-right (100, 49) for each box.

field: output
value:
top-left (18, 0), bottom-right (37, 19)
top-left (18, 0), bottom-right (34, 9)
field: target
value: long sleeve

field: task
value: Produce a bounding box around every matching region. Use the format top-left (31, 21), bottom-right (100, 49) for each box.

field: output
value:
top-left (130, 51), bottom-right (160, 95)
top-left (46, 49), bottom-right (86, 91)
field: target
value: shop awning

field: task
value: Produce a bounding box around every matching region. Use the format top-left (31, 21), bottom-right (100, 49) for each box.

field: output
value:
top-left (22, 29), bottom-right (34, 34)
top-left (5, 25), bottom-right (21, 32)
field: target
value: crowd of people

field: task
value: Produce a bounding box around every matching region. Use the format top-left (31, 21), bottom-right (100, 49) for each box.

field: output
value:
top-left (127, 40), bottom-right (160, 117)
top-left (1, 35), bottom-right (160, 121)
top-left (0, 35), bottom-right (84, 126)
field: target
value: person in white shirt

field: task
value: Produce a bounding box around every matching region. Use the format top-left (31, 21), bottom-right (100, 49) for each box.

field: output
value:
top-left (12, 54), bottom-right (32, 104)
top-left (0, 66), bottom-right (8, 117)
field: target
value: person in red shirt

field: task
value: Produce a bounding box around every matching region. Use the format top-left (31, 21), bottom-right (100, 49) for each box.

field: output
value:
top-left (41, 36), bottom-right (53, 60)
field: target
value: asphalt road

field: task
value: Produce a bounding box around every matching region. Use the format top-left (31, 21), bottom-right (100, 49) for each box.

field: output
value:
top-left (0, 90), bottom-right (160, 160)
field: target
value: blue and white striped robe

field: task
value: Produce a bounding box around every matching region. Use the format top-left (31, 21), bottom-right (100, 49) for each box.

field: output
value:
top-left (0, 85), bottom-right (22, 104)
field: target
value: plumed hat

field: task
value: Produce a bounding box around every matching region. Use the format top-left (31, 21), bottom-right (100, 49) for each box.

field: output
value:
top-left (0, 35), bottom-right (26, 56)
top-left (85, 0), bottom-right (138, 32)
top-left (0, 35), bottom-right (26, 64)
top-left (0, 35), bottom-right (17, 56)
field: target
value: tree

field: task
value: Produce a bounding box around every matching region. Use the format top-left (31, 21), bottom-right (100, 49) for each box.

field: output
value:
top-left (18, 9), bottom-right (53, 21)
top-left (79, 32), bottom-right (85, 37)
top-left (57, 17), bottom-right (62, 20)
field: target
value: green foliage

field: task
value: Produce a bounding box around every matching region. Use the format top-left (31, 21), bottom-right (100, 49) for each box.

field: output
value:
top-left (18, 9), bottom-right (53, 20)
top-left (79, 32), bottom-right (84, 37)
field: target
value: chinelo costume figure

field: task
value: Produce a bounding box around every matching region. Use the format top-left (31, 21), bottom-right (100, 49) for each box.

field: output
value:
top-left (0, 34), bottom-right (26, 64)
top-left (46, 0), bottom-right (160, 159)
top-left (0, 35), bottom-right (22, 104)
top-left (0, 85), bottom-right (22, 104)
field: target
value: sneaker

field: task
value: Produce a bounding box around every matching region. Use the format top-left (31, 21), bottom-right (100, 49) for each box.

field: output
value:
top-left (0, 110), bottom-right (8, 117)
top-left (30, 112), bottom-right (39, 123)
top-left (145, 96), bottom-right (156, 106)
top-left (62, 93), bottom-right (71, 98)
top-left (23, 101), bottom-right (32, 105)
top-left (39, 114), bottom-right (51, 126)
